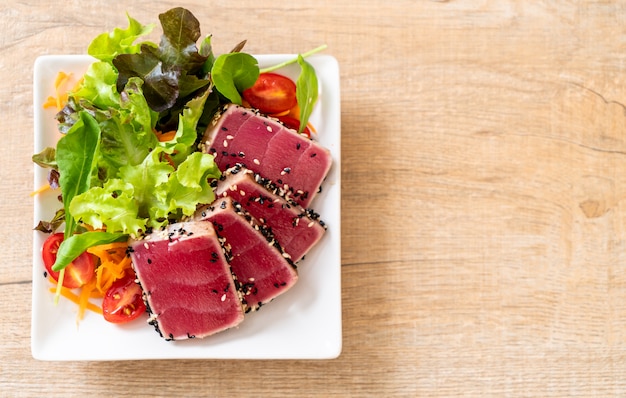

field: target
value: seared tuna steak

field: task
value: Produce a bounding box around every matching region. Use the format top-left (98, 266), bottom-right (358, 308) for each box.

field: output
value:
top-left (129, 221), bottom-right (244, 340)
top-left (216, 165), bottom-right (326, 262)
top-left (200, 104), bottom-right (332, 208)
top-left (195, 197), bottom-right (298, 312)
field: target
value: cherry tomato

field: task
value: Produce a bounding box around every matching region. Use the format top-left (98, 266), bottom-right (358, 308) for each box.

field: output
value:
top-left (42, 233), bottom-right (96, 289)
top-left (242, 73), bottom-right (297, 114)
top-left (277, 115), bottom-right (311, 138)
top-left (102, 273), bottom-right (146, 324)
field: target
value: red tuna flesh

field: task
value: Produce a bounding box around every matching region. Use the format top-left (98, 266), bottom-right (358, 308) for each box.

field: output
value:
top-left (215, 165), bottom-right (326, 263)
top-left (200, 104), bottom-right (332, 208)
top-left (129, 222), bottom-right (244, 340)
top-left (195, 197), bottom-right (298, 312)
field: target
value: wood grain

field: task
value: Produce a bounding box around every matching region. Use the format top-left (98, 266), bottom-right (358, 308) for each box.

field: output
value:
top-left (4, 1), bottom-right (626, 396)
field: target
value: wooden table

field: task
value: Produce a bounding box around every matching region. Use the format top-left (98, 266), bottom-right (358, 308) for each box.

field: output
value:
top-left (4, 1), bottom-right (626, 396)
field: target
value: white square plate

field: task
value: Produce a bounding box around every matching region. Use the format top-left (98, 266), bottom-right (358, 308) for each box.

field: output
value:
top-left (31, 54), bottom-right (341, 360)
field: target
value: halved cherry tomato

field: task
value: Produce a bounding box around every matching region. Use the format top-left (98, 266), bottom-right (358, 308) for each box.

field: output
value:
top-left (42, 233), bottom-right (96, 289)
top-left (102, 273), bottom-right (146, 324)
top-left (277, 115), bottom-right (311, 138)
top-left (242, 73), bottom-right (297, 114)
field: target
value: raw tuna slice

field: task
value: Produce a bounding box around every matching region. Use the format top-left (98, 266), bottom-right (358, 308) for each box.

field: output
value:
top-left (195, 197), bottom-right (298, 312)
top-left (200, 104), bottom-right (332, 208)
top-left (129, 221), bottom-right (244, 340)
top-left (215, 165), bottom-right (326, 262)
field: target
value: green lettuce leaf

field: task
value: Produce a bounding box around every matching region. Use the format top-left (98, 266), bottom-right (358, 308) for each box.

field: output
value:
top-left (69, 179), bottom-right (146, 234)
top-left (160, 151), bottom-right (221, 217)
top-left (88, 13), bottom-right (155, 62)
top-left (159, 88), bottom-right (211, 165)
top-left (95, 77), bottom-right (158, 177)
top-left (72, 61), bottom-right (120, 110)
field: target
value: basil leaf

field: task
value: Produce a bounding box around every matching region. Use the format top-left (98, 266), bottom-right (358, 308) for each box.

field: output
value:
top-left (296, 55), bottom-right (319, 135)
top-left (56, 111), bottom-right (101, 238)
top-left (211, 52), bottom-right (259, 104)
top-left (52, 231), bottom-right (128, 272)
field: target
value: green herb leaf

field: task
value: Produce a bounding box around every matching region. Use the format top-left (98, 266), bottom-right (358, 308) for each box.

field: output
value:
top-left (296, 55), bottom-right (319, 134)
top-left (56, 111), bottom-right (101, 238)
top-left (52, 231), bottom-right (128, 272)
top-left (211, 52), bottom-right (259, 104)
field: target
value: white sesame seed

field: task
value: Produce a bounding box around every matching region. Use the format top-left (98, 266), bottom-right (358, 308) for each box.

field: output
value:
top-left (143, 242), bottom-right (149, 249)
top-left (282, 252), bottom-right (291, 259)
top-left (221, 293), bottom-right (226, 302)
top-left (226, 135), bottom-right (234, 140)
top-left (253, 158), bottom-right (260, 165)
top-left (223, 140), bottom-right (228, 147)
top-left (267, 125), bottom-right (273, 132)
top-left (308, 221), bottom-right (315, 228)
top-left (240, 190), bottom-right (245, 196)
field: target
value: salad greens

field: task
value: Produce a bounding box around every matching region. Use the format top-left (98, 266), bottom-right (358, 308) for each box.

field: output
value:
top-left (296, 55), bottom-right (319, 135)
top-left (33, 7), bottom-right (325, 273)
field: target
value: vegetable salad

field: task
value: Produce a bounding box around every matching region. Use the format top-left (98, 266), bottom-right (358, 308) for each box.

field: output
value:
top-left (33, 7), bottom-right (323, 322)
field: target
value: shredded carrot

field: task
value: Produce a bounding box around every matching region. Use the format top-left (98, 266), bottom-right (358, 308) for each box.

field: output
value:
top-left (30, 183), bottom-right (51, 197)
top-left (48, 286), bottom-right (103, 315)
top-left (270, 109), bottom-right (291, 117)
top-left (155, 130), bottom-right (177, 142)
top-left (43, 72), bottom-right (71, 110)
top-left (270, 103), bottom-right (317, 135)
top-left (43, 72), bottom-right (84, 111)
top-left (77, 277), bottom-right (99, 320)
top-left (87, 242), bottom-right (133, 295)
